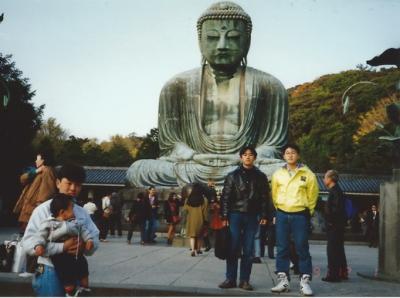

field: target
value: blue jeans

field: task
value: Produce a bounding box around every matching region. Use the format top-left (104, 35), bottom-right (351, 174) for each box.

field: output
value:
top-left (275, 210), bottom-right (312, 278)
top-left (143, 219), bottom-right (150, 242)
top-left (226, 212), bottom-right (258, 282)
top-left (148, 217), bottom-right (158, 241)
top-left (32, 265), bottom-right (65, 297)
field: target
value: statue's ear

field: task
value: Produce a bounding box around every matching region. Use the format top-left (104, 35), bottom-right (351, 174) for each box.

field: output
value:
top-left (387, 103), bottom-right (400, 125)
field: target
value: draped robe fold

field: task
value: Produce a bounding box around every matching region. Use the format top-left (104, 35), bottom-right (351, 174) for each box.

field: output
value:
top-left (127, 66), bottom-right (288, 187)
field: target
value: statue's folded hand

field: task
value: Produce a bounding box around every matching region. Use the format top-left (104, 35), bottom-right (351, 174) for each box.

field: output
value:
top-left (161, 143), bottom-right (196, 161)
top-left (193, 153), bottom-right (240, 167)
top-left (256, 145), bottom-right (280, 160)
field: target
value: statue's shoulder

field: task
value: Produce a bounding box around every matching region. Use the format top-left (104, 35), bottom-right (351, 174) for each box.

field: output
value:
top-left (246, 67), bottom-right (286, 92)
top-left (162, 68), bottom-right (201, 89)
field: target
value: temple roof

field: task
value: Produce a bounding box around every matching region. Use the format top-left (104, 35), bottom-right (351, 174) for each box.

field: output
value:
top-left (82, 166), bottom-right (390, 195)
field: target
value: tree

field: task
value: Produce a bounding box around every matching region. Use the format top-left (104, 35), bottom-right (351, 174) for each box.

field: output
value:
top-left (135, 128), bottom-right (160, 160)
top-left (57, 135), bottom-right (87, 165)
top-left (100, 133), bottom-right (142, 160)
top-left (106, 143), bottom-right (134, 166)
top-left (288, 67), bottom-right (399, 174)
top-left (0, 53), bottom-right (43, 224)
top-left (32, 117), bottom-right (68, 162)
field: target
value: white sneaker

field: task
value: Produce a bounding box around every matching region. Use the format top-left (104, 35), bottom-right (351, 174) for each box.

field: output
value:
top-left (300, 274), bottom-right (313, 296)
top-left (271, 272), bottom-right (290, 293)
top-left (18, 272), bottom-right (34, 278)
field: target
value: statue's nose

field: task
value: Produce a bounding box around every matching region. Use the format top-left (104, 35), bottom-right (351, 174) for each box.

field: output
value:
top-left (217, 36), bottom-right (228, 50)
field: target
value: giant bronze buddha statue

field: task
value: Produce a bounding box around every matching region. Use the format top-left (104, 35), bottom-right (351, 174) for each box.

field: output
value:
top-left (127, 2), bottom-right (288, 187)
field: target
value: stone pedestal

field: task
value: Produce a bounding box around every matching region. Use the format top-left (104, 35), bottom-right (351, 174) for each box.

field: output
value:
top-left (358, 169), bottom-right (400, 282)
top-left (378, 169), bottom-right (400, 282)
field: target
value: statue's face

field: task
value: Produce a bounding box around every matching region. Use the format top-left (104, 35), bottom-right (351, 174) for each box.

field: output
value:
top-left (200, 19), bottom-right (249, 70)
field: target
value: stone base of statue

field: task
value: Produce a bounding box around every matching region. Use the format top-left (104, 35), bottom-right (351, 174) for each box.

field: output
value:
top-left (126, 157), bottom-right (285, 188)
top-left (357, 169), bottom-right (400, 283)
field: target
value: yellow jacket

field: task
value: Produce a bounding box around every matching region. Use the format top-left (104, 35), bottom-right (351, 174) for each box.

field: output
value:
top-left (271, 164), bottom-right (319, 215)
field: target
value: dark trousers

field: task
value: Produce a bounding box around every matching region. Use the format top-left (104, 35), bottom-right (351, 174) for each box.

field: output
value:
top-left (51, 253), bottom-right (88, 285)
top-left (367, 226), bottom-right (379, 247)
top-left (109, 213), bottom-right (122, 236)
top-left (127, 221), bottom-right (145, 242)
top-left (226, 212), bottom-right (258, 282)
top-left (326, 227), bottom-right (347, 279)
top-left (99, 216), bottom-right (109, 240)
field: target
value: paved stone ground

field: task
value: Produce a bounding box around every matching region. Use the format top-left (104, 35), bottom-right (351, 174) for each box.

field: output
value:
top-left (2, 228), bottom-right (400, 296)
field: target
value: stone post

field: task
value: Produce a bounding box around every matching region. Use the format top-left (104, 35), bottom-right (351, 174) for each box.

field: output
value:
top-left (378, 169), bottom-right (400, 282)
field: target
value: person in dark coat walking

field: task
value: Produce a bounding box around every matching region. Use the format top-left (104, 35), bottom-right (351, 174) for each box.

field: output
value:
top-left (322, 170), bottom-right (348, 282)
top-left (365, 204), bottom-right (379, 248)
top-left (127, 192), bottom-right (149, 245)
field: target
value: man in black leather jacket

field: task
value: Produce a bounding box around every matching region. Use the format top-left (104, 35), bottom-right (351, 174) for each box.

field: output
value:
top-left (218, 146), bottom-right (272, 291)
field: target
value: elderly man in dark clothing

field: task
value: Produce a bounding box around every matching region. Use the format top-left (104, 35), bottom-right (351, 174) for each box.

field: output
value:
top-left (218, 146), bottom-right (273, 291)
top-left (322, 170), bottom-right (348, 282)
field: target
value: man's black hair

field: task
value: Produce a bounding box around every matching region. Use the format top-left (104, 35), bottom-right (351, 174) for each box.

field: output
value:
top-left (50, 193), bottom-right (73, 217)
top-left (57, 163), bottom-right (86, 183)
top-left (239, 145), bottom-right (257, 157)
top-left (282, 143), bottom-right (301, 155)
top-left (36, 150), bottom-right (55, 167)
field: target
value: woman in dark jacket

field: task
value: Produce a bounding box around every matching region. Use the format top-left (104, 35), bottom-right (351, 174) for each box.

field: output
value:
top-left (127, 192), bottom-right (148, 245)
top-left (164, 193), bottom-right (182, 245)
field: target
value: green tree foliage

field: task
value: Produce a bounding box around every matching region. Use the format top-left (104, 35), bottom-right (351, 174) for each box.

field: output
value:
top-left (289, 68), bottom-right (399, 174)
top-left (0, 54), bottom-right (43, 221)
top-left (57, 135), bottom-right (87, 165)
top-left (135, 128), bottom-right (160, 160)
top-left (106, 143), bottom-right (134, 166)
top-left (32, 121), bottom-right (138, 167)
top-left (32, 117), bottom-right (68, 165)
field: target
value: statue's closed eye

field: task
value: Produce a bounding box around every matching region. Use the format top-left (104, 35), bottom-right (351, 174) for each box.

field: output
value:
top-left (207, 31), bottom-right (220, 39)
top-left (226, 31), bottom-right (241, 38)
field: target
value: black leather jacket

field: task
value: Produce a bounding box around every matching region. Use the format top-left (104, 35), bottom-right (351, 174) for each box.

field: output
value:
top-left (220, 165), bottom-right (272, 220)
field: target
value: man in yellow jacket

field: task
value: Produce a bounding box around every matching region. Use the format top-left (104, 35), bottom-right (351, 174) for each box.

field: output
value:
top-left (270, 144), bottom-right (319, 296)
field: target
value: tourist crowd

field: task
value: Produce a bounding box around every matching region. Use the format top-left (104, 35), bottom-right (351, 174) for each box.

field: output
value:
top-left (10, 144), bottom-right (380, 297)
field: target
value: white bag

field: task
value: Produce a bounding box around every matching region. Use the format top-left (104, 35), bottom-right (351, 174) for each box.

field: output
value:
top-left (11, 241), bottom-right (26, 273)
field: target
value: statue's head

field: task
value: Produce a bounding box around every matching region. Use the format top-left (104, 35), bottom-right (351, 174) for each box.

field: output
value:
top-left (197, 2), bottom-right (252, 72)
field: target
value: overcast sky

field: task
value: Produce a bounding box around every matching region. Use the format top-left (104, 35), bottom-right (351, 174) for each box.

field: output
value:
top-left (1, 0), bottom-right (399, 141)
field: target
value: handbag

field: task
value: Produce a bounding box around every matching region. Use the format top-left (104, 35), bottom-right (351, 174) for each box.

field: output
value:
top-left (172, 215), bottom-right (181, 224)
top-left (11, 240), bottom-right (26, 273)
top-left (214, 226), bottom-right (231, 260)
